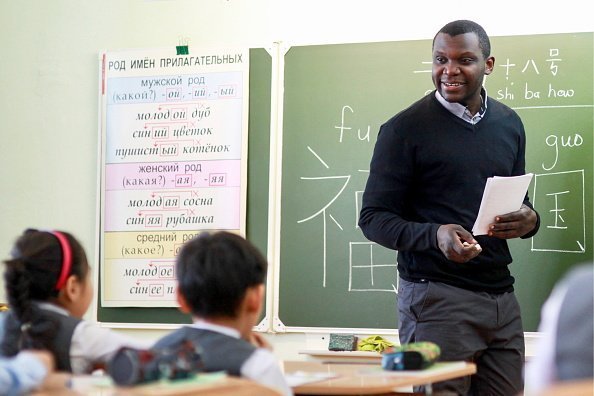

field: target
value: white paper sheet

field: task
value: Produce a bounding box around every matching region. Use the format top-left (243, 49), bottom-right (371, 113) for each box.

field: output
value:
top-left (472, 174), bottom-right (534, 235)
top-left (285, 371), bottom-right (339, 387)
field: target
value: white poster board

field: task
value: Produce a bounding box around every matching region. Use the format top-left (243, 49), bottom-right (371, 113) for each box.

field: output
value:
top-left (99, 46), bottom-right (249, 307)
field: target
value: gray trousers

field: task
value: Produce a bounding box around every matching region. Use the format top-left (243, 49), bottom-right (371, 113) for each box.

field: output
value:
top-left (398, 278), bottom-right (525, 396)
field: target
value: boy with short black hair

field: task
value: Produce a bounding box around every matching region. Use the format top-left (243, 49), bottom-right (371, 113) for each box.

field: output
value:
top-left (153, 231), bottom-right (292, 396)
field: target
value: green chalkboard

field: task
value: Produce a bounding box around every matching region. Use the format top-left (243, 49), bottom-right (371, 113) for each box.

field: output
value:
top-left (278, 33), bottom-right (593, 332)
top-left (97, 48), bottom-right (272, 324)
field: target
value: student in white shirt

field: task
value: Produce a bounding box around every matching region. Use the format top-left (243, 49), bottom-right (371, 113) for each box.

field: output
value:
top-left (0, 229), bottom-right (150, 374)
top-left (152, 231), bottom-right (292, 396)
top-left (0, 350), bottom-right (52, 395)
top-left (524, 262), bottom-right (594, 394)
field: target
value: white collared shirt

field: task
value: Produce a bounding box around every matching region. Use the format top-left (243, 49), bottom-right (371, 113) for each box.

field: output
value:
top-left (523, 284), bottom-right (566, 394)
top-left (190, 320), bottom-right (293, 396)
top-left (0, 351), bottom-right (48, 395)
top-left (435, 89), bottom-right (488, 125)
top-left (37, 302), bottom-right (152, 374)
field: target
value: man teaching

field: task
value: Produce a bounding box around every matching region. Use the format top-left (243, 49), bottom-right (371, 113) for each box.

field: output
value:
top-left (359, 20), bottom-right (540, 395)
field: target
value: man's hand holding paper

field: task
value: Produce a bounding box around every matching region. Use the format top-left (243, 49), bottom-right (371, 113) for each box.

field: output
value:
top-left (487, 203), bottom-right (539, 239)
top-left (472, 174), bottom-right (534, 236)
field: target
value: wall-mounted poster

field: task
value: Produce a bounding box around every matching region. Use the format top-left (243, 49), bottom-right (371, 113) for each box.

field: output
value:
top-left (99, 47), bottom-right (249, 307)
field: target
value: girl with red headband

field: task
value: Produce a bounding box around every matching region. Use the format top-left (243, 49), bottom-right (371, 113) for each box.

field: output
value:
top-left (0, 229), bottom-right (151, 373)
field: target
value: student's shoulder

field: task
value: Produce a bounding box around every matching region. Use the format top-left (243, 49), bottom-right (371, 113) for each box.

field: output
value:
top-left (70, 319), bottom-right (151, 349)
top-left (153, 326), bottom-right (194, 349)
top-left (563, 263), bottom-right (593, 285)
top-left (556, 264), bottom-right (594, 304)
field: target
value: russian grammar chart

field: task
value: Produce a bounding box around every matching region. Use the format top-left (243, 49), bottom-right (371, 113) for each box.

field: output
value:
top-left (99, 47), bottom-right (249, 307)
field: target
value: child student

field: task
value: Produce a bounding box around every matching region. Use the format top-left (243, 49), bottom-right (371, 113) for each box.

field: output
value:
top-left (152, 231), bottom-right (292, 396)
top-left (0, 349), bottom-right (54, 395)
top-left (0, 229), bottom-right (151, 374)
top-left (0, 312), bottom-right (72, 394)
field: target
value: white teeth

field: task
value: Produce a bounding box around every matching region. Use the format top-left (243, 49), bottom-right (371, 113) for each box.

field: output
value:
top-left (444, 82), bottom-right (461, 86)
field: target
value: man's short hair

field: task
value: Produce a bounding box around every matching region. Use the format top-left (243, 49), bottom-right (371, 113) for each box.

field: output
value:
top-left (434, 20), bottom-right (491, 59)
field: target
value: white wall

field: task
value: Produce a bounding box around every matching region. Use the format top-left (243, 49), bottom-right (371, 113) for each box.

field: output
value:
top-left (1, 0), bottom-right (591, 362)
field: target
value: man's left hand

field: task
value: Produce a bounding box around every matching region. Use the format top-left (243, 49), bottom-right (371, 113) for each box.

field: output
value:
top-left (488, 204), bottom-right (537, 239)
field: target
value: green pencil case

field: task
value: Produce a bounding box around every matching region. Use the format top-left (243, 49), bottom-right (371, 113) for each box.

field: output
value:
top-left (381, 341), bottom-right (441, 370)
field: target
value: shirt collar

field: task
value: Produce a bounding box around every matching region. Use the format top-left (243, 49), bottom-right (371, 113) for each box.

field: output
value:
top-left (189, 319), bottom-right (241, 339)
top-left (435, 88), bottom-right (488, 125)
top-left (35, 301), bottom-right (69, 316)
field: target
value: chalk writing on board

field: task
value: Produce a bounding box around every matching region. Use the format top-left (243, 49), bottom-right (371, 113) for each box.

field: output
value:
top-left (530, 128), bottom-right (587, 253)
top-left (349, 241), bottom-right (398, 293)
top-left (489, 46), bottom-right (590, 256)
top-left (541, 133), bottom-right (584, 171)
top-left (298, 110), bottom-right (397, 291)
top-left (531, 169), bottom-right (586, 253)
top-left (494, 48), bottom-right (572, 101)
top-left (498, 49), bottom-right (563, 77)
top-left (352, 189), bottom-right (399, 294)
top-left (335, 105), bottom-right (371, 143)
top-left (297, 146), bottom-right (351, 287)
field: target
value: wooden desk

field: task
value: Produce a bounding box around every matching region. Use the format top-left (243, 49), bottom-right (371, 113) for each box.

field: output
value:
top-left (33, 374), bottom-right (282, 396)
top-left (299, 350), bottom-right (382, 364)
top-left (283, 360), bottom-right (476, 395)
top-left (538, 379), bottom-right (594, 396)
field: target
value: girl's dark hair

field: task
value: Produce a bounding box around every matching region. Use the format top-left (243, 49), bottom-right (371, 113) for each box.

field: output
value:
top-left (176, 231), bottom-right (267, 318)
top-left (1, 229), bottom-right (89, 356)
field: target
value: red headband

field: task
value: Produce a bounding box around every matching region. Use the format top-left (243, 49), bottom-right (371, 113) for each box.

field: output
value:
top-left (50, 231), bottom-right (72, 290)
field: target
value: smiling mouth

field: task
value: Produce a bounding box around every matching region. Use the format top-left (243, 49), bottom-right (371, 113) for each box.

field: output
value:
top-left (443, 82), bottom-right (464, 87)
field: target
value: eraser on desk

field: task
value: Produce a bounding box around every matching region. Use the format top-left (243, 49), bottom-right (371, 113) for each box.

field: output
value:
top-left (328, 334), bottom-right (358, 351)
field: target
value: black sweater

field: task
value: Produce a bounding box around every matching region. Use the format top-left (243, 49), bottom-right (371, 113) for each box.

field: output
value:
top-left (359, 92), bottom-right (539, 292)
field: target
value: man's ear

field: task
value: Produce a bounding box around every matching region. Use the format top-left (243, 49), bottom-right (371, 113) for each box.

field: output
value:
top-left (485, 56), bottom-right (495, 75)
top-left (176, 286), bottom-right (192, 314)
